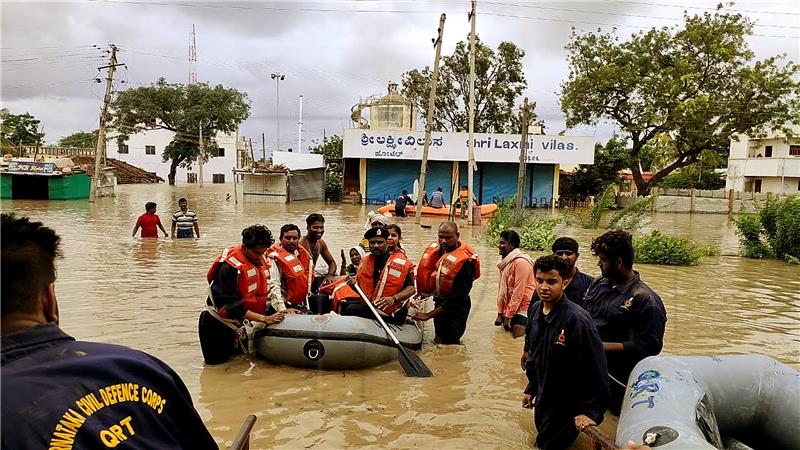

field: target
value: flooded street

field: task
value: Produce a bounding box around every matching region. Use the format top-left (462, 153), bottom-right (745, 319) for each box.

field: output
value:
top-left (3, 183), bottom-right (799, 449)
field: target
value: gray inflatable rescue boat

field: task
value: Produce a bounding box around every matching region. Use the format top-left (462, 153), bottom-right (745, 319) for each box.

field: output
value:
top-left (251, 314), bottom-right (423, 370)
top-left (616, 355), bottom-right (800, 449)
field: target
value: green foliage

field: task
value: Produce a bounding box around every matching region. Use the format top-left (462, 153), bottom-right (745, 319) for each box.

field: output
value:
top-left (658, 166), bottom-right (725, 190)
top-left (560, 136), bottom-right (628, 199)
top-left (608, 194), bottom-right (658, 230)
top-left (633, 230), bottom-right (715, 266)
top-left (58, 131), bottom-right (96, 148)
top-left (485, 199), bottom-right (558, 251)
top-left (582, 184), bottom-right (617, 229)
top-left (310, 135), bottom-right (343, 201)
top-left (561, 6), bottom-right (800, 196)
top-left (110, 78), bottom-right (250, 185)
top-left (401, 37), bottom-right (533, 133)
top-left (735, 196), bottom-right (800, 261)
top-left (0, 108), bottom-right (44, 155)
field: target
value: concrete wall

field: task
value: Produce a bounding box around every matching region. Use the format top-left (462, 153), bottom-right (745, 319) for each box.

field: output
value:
top-left (619, 189), bottom-right (786, 214)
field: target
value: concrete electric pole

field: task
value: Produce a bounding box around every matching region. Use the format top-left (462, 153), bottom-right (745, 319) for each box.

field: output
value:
top-left (89, 44), bottom-right (124, 202)
top-left (270, 72), bottom-right (285, 152)
top-left (467, 0), bottom-right (477, 224)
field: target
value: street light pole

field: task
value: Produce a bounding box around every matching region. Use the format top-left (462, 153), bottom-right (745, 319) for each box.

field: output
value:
top-left (270, 72), bottom-right (285, 153)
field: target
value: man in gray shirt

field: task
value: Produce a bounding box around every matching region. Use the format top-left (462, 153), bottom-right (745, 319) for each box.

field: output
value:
top-left (428, 187), bottom-right (446, 208)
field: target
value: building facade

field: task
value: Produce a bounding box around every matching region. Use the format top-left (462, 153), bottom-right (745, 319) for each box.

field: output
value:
top-left (726, 129), bottom-right (800, 195)
top-left (108, 128), bottom-right (247, 184)
top-left (342, 129), bottom-right (595, 206)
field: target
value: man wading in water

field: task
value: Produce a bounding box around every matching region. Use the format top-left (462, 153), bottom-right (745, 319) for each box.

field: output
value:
top-left (299, 213), bottom-right (337, 294)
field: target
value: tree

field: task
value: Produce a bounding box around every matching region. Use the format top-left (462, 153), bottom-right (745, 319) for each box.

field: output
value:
top-left (401, 36), bottom-right (535, 133)
top-left (59, 131), bottom-right (97, 148)
top-left (559, 136), bottom-right (629, 199)
top-left (311, 135), bottom-right (343, 201)
top-left (110, 79), bottom-right (250, 185)
top-left (561, 6), bottom-right (800, 195)
top-left (0, 108), bottom-right (45, 155)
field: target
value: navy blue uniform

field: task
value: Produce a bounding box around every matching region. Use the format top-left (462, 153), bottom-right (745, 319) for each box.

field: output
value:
top-left (564, 269), bottom-right (593, 307)
top-left (433, 260), bottom-right (475, 344)
top-left (582, 272), bottom-right (666, 414)
top-left (524, 296), bottom-right (609, 450)
top-left (2, 324), bottom-right (218, 450)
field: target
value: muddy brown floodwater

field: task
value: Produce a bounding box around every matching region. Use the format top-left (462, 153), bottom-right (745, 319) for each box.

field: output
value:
top-left (4, 184), bottom-right (798, 449)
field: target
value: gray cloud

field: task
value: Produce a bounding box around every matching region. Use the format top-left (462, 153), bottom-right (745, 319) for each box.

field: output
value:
top-left (2, 0), bottom-right (797, 149)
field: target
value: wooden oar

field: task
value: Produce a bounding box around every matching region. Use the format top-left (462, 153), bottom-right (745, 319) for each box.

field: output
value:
top-left (353, 283), bottom-right (432, 377)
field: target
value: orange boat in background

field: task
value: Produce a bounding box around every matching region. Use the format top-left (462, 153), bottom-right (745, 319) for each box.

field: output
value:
top-left (377, 203), bottom-right (498, 217)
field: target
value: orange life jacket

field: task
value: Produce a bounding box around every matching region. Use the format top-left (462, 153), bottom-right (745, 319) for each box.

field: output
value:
top-left (355, 252), bottom-right (415, 316)
top-left (416, 241), bottom-right (480, 297)
top-left (326, 276), bottom-right (359, 312)
top-left (267, 244), bottom-right (313, 306)
top-left (206, 245), bottom-right (270, 319)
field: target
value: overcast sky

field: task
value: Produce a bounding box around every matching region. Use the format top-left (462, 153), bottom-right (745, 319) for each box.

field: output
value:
top-left (1, 0), bottom-right (798, 151)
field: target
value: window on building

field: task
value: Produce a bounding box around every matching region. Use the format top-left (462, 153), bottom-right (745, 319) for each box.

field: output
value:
top-left (764, 145), bottom-right (773, 157)
top-left (216, 147), bottom-right (225, 157)
top-left (187, 173), bottom-right (197, 184)
top-left (118, 143), bottom-right (129, 154)
top-left (212, 173), bottom-right (225, 184)
top-left (754, 179), bottom-right (762, 193)
top-left (790, 145), bottom-right (800, 156)
top-left (145, 145), bottom-right (156, 155)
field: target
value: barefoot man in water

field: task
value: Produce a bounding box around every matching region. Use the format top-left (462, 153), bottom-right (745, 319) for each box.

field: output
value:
top-left (299, 213), bottom-right (337, 293)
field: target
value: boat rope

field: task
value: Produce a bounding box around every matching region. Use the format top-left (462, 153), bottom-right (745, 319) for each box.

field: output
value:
top-left (609, 373), bottom-right (628, 388)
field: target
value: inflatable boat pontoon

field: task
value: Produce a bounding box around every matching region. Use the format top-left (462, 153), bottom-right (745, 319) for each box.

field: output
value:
top-left (616, 355), bottom-right (800, 450)
top-left (251, 314), bottom-right (423, 370)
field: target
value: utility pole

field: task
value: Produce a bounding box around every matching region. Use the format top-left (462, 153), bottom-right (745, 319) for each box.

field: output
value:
top-left (467, 0), bottom-right (477, 225)
top-left (415, 13), bottom-right (447, 225)
top-left (262, 132), bottom-right (266, 162)
top-left (516, 98), bottom-right (532, 212)
top-left (90, 44), bottom-right (123, 202)
top-left (298, 95), bottom-right (304, 153)
top-left (270, 72), bottom-right (285, 152)
top-left (199, 121), bottom-right (204, 187)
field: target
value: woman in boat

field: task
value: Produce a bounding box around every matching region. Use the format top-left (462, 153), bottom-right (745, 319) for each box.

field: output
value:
top-left (386, 224), bottom-right (404, 254)
top-left (339, 245), bottom-right (365, 276)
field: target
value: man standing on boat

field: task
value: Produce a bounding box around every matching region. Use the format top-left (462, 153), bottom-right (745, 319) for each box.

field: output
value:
top-left (495, 229), bottom-right (534, 338)
top-left (583, 230), bottom-right (667, 415)
top-left (552, 237), bottom-right (594, 307)
top-left (201, 225), bottom-right (285, 363)
top-left (522, 255), bottom-right (609, 450)
top-left (341, 227), bottom-right (415, 325)
top-left (413, 221), bottom-right (480, 344)
top-left (267, 224), bottom-right (313, 312)
top-left (1, 213), bottom-right (218, 449)
top-left (171, 197), bottom-right (200, 239)
top-left (299, 213), bottom-right (337, 294)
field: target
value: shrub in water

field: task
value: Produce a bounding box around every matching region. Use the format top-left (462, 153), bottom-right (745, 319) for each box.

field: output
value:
top-left (633, 230), bottom-right (713, 266)
top-left (485, 199), bottom-right (558, 251)
top-left (735, 196), bottom-right (800, 262)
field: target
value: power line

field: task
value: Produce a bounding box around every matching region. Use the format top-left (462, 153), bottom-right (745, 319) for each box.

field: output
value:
top-left (601, 0), bottom-right (800, 17)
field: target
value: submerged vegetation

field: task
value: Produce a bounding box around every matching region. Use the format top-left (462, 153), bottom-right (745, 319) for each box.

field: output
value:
top-left (485, 199), bottom-right (558, 251)
top-left (736, 196), bottom-right (800, 263)
top-left (634, 230), bottom-right (718, 266)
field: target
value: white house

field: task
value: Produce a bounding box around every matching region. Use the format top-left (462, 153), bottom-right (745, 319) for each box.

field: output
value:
top-left (726, 127), bottom-right (800, 195)
top-left (108, 128), bottom-right (247, 184)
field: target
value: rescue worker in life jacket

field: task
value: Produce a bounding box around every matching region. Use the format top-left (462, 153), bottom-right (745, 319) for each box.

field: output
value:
top-left (413, 221), bottom-right (480, 344)
top-left (267, 224), bottom-right (314, 313)
top-left (340, 227), bottom-right (416, 325)
top-left (201, 225), bottom-right (285, 364)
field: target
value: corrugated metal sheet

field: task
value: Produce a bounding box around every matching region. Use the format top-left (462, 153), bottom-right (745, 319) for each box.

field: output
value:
top-left (289, 168), bottom-right (324, 201)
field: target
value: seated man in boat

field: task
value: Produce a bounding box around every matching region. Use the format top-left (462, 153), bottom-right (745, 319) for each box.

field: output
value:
top-left (267, 224), bottom-right (314, 313)
top-left (1, 213), bottom-right (218, 449)
top-left (413, 221), bottom-right (480, 344)
top-left (523, 255), bottom-right (609, 450)
top-left (202, 225), bottom-right (286, 363)
top-left (340, 227), bottom-right (416, 325)
top-left (583, 230), bottom-right (667, 415)
top-left (428, 186), bottom-right (446, 209)
top-left (299, 213), bottom-right (337, 294)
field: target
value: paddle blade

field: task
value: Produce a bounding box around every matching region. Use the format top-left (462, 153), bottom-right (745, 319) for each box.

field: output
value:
top-left (397, 345), bottom-right (432, 377)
